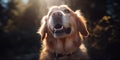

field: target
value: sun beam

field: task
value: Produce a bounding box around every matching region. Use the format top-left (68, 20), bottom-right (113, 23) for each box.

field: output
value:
top-left (39, 0), bottom-right (68, 16)
top-left (22, 0), bottom-right (29, 5)
top-left (44, 0), bottom-right (66, 8)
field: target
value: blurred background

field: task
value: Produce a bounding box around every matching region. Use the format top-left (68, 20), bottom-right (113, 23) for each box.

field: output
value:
top-left (0, 0), bottom-right (119, 60)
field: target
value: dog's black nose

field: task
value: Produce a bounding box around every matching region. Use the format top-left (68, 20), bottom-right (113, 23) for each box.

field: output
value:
top-left (52, 11), bottom-right (62, 18)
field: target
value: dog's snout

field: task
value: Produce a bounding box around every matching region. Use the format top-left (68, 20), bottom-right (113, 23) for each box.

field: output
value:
top-left (52, 11), bottom-right (62, 17)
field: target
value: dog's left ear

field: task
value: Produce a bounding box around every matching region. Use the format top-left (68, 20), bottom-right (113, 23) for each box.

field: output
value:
top-left (75, 10), bottom-right (89, 37)
top-left (37, 16), bottom-right (48, 40)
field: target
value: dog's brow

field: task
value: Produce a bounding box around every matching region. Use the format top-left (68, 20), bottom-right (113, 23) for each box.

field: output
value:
top-left (48, 8), bottom-right (57, 14)
top-left (59, 7), bottom-right (67, 11)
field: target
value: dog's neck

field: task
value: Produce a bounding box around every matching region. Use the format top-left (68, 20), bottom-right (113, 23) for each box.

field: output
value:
top-left (43, 32), bottom-right (82, 55)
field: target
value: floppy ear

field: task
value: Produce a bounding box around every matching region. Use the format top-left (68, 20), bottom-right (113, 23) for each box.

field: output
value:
top-left (37, 16), bottom-right (47, 40)
top-left (75, 10), bottom-right (89, 37)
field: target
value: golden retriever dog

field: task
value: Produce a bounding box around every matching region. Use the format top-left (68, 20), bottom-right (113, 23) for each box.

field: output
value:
top-left (37, 5), bottom-right (89, 60)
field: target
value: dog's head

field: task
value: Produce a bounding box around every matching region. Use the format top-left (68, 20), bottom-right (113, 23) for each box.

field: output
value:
top-left (38, 5), bottom-right (89, 40)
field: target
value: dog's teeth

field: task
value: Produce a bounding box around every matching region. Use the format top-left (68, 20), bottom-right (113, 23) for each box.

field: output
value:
top-left (59, 26), bottom-right (63, 30)
top-left (54, 26), bottom-right (63, 30)
top-left (54, 28), bottom-right (57, 31)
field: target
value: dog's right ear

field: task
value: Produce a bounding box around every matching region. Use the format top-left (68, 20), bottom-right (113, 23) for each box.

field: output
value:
top-left (37, 16), bottom-right (47, 40)
top-left (75, 10), bottom-right (89, 37)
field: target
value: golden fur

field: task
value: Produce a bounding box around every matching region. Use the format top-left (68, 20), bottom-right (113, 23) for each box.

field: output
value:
top-left (37, 5), bottom-right (89, 60)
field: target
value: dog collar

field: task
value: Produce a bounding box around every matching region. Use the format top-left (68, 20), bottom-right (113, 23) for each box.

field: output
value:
top-left (53, 52), bottom-right (75, 60)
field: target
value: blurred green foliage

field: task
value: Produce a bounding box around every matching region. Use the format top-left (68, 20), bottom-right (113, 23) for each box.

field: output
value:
top-left (0, 0), bottom-right (41, 60)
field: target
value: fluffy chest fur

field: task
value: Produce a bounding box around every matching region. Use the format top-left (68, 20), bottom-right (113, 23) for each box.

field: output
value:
top-left (43, 33), bottom-right (81, 54)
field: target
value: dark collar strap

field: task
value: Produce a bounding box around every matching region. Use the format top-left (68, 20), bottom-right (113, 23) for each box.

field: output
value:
top-left (54, 53), bottom-right (72, 58)
top-left (53, 52), bottom-right (74, 60)
top-left (53, 53), bottom-right (71, 60)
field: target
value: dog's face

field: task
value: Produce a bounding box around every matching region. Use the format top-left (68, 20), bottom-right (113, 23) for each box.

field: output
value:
top-left (38, 5), bottom-right (89, 39)
top-left (47, 5), bottom-right (77, 38)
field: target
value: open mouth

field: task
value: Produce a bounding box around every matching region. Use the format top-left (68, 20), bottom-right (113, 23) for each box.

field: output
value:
top-left (53, 24), bottom-right (71, 34)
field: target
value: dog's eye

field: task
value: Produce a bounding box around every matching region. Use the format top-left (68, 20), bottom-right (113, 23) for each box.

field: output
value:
top-left (63, 9), bottom-right (70, 13)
